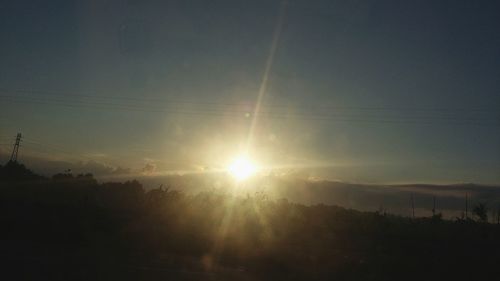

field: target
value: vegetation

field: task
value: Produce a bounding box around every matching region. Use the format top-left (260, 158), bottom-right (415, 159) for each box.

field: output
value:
top-left (1, 161), bottom-right (499, 280)
top-left (473, 202), bottom-right (489, 223)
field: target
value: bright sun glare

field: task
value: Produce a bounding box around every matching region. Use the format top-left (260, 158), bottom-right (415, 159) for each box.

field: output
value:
top-left (227, 156), bottom-right (257, 181)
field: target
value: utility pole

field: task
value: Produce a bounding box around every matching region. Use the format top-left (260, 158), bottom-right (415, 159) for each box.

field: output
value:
top-left (411, 193), bottom-right (415, 219)
top-left (465, 192), bottom-right (468, 220)
top-left (432, 196), bottom-right (436, 216)
top-left (9, 133), bottom-right (22, 162)
top-left (497, 205), bottom-right (500, 225)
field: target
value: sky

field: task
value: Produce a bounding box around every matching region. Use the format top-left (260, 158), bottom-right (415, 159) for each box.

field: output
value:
top-left (0, 0), bottom-right (499, 184)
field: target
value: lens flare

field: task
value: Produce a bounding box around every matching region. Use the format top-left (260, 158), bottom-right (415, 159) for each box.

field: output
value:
top-left (227, 156), bottom-right (257, 181)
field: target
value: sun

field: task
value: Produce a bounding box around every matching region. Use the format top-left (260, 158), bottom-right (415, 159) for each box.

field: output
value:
top-left (227, 155), bottom-right (257, 181)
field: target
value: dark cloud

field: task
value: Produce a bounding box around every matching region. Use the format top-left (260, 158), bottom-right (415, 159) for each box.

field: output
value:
top-left (141, 163), bottom-right (157, 175)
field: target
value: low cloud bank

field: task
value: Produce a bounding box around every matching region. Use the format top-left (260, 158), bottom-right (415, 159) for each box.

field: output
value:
top-left (3, 152), bottom-right (499, 220)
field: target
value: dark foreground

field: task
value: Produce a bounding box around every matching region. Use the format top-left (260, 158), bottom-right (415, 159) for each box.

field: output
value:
top-left (1, 162), bottom-right (499, 281)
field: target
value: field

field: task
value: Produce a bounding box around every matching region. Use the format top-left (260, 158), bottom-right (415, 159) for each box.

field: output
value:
top-left (1, 162), bottom-right (499, 280)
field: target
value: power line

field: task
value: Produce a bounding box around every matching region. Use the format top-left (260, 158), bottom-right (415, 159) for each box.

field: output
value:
top-left (20, 139), bottom-right (96, 163)
top-left (3, 93), bottom-right (495, 120)
top-left (0, 87), bottom-right (498, 113)
top-left (1, 94), bottom-right (498, 126)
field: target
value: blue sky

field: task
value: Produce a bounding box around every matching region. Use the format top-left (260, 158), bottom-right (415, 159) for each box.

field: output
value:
top-left (0, 0), bottom-right (499, 183)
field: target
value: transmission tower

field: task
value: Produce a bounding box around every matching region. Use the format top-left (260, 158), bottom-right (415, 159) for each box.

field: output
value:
top-left (9, 133), bottom-right (22, 162)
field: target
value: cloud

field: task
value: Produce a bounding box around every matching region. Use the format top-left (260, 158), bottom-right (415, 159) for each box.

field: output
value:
top-left (111, 166), bottom-right (132, 175)
top-left (141, 163), bottom-right (157, 175)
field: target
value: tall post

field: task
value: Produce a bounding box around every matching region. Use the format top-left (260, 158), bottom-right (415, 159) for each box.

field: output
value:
top-left (432, 196), bottom-right (436, 216)
top-left (411, 193), bottom-right (415, 219)
top-left (497, 205), bottom-right (500, 225)
top-left (465, 192), bottom-right (468, 219)
top-left (9, 133), bottom-right (22, 162)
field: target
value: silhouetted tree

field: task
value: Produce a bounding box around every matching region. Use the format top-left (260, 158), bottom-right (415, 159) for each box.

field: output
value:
top-left (52, 172), bottom-right (74, 181)
top-left (431, 212), bottom-right (443, 221)
top-left (0, 160), bottom-right (45, 181)
top-left (473, 203), bottom-right (488, 223)
top-left (2, 163), bottom-right (500, 280)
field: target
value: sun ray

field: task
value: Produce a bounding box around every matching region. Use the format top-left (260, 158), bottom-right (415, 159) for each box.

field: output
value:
top-left (245, 1), bottom-right (288, 153)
